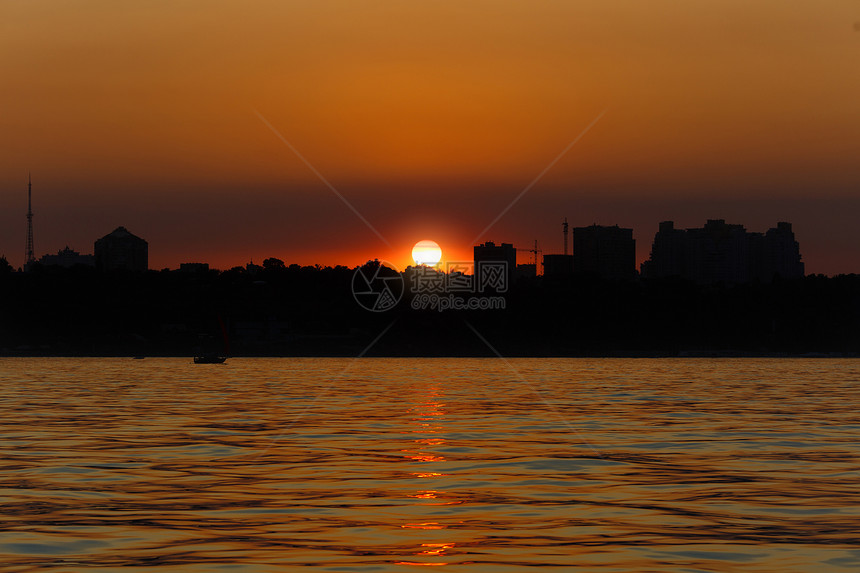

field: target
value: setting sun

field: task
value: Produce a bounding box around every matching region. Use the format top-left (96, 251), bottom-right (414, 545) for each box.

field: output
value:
top-left (412, 240), bottom-right (442, 266)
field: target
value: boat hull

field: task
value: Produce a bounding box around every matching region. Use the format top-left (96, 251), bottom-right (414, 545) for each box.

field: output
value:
top-left (193, 356), bottom-right (227, 364)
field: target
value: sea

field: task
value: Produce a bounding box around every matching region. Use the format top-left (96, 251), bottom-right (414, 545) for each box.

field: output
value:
top-left (1, 358), bottom-right (858, 572)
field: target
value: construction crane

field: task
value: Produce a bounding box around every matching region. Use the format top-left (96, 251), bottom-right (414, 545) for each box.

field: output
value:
top-left (516, 240), bottom-right (542, 266)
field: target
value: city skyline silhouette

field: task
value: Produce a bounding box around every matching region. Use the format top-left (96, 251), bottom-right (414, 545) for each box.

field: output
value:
top-left (3, 203), bottom-right (817, 282)
top-left (2, 3), bottom-right (859, 274)
top-left (2, 7), bottom-right (859, 570)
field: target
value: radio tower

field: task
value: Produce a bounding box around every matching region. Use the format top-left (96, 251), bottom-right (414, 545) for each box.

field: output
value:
top-left (563, 217), bottom-right (569, 256)
top-left (25, 172), bottom-right (35, 268)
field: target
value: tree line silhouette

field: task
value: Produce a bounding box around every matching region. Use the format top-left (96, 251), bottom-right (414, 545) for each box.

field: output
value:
top-left (1, 257), bottom-right (859, 357)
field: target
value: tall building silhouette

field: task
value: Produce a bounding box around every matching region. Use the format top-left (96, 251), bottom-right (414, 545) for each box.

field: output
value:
top-left (643, 221), bottom-right (685, 278)
top-left (756, 222), bottom-right (804, 281)
top-left (473, 241), bottom-right (516, 286)
top-left (94, 227), bottom-right (148, 272)
top-left (573, 224), bottom-right (636, 280)
top-left (25, 173), bottom-right (35, 269)
top-left (642, 220), bottom-right (803, 284)
top-left (686, 219), bottom-right (749, 284)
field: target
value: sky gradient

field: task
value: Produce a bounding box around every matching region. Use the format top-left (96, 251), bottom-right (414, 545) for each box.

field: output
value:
top-left (2, 1), bottom-right (859, 273)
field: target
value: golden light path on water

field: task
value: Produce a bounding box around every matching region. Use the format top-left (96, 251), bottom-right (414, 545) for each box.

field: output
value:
top-left (0, 358), bottom-right (859, 571)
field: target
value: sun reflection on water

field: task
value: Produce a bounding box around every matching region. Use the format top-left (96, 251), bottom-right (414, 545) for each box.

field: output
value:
top-left (1, 358), bottom-right (858, 571)
top-left (411, 472), bottom-right (446, 478)
top-left (398, 384), bottom-right (459, 566)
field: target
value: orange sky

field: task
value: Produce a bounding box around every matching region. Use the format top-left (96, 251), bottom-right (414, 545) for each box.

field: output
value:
top-left (2, 1), bottom-right (859, 273)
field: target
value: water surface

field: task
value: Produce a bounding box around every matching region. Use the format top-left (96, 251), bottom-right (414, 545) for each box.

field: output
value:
top-left (1, 358), bottom-right (858, 571)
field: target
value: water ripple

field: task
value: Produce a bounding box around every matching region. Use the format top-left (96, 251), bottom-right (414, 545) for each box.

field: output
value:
top-left (0, 357), bottom-right (858, 571)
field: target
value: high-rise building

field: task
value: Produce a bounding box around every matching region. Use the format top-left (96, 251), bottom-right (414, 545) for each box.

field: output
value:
top-left (642, 220), bottom-right (804, 284)
top-left (573, 224), bottom-right (636, 280)
top-left (641, 221), bottom-right (685, 279)
top-left (473, 241), bottom-right (516, 290)
top-left (754, 222), bottom-right (804, 281)
top-left (94, 226), bottom-right (148, 272)
top-left (685, 219), bottom-right (749, 284)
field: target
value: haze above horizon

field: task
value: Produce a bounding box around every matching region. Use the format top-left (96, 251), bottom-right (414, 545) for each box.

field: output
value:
top-left (2, 1), bottom-right (858, 274)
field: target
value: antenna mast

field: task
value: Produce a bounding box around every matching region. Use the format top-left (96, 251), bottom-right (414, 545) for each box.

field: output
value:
top-left (25, 172), bottom-right (35, 267)
top-left (563, 217), bottom-right (569, 256)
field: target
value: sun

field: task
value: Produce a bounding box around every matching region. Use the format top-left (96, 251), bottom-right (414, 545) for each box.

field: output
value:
top-left (412, 240), bottom-right (442, 266)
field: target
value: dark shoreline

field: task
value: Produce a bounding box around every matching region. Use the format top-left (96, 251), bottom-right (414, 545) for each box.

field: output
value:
top-left (3, 266), bottom-right (859, 359)
top-left (3, 351), bottom-right (857, 359)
